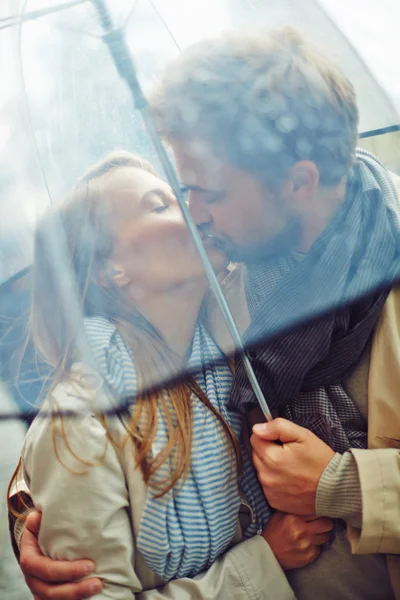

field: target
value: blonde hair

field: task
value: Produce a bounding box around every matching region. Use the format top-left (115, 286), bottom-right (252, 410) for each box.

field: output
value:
top-left (9, 151), bottom-right (240, 515)
top-left (151, 27), bottom-right (359, 187)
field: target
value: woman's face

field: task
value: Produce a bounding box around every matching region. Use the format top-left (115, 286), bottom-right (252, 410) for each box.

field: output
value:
top-left (103, 166), bottom-right (228, 291)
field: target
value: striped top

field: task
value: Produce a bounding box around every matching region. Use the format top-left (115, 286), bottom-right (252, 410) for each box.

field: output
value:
top-left (84, 316), bottom-right (271, 582)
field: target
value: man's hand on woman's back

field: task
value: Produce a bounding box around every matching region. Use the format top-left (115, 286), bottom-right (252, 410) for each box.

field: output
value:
top-left (19, 511), bottom-right (102, 600)
top-left (18, 509), bottom-right (331, 598)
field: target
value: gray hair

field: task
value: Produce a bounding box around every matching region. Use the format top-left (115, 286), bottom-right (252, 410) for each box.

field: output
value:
top-left (151, 27), bottom-right (359, 187)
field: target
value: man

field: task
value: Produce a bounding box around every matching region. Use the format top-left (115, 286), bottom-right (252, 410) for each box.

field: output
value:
top-left (12, 27), bottom-right (400, 599)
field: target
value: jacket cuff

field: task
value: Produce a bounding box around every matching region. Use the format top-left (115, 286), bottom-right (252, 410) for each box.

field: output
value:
top-left (228, 536), bottom-right (296, 600)
top-left (347, 448), bottom-right (400, 554)
top-left (316, 451), bottom-right (362, 528)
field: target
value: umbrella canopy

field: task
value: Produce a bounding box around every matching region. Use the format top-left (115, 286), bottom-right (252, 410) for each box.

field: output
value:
top-left (0, 0), bottom-right (399, 284)
top-left (0, 0), bottom-right (400, 418)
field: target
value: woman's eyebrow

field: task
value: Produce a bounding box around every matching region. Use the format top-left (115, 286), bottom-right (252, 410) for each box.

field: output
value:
top-left (141, 188), bottom-right (169, 203)
top-left (181, 184), bottom-right (222, 195)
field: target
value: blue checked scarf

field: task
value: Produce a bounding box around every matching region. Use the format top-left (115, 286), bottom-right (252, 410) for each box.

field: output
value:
top-left (230, 149), bottom-right (400, 453)
top-left (84, 317), bottom-right (270, 582)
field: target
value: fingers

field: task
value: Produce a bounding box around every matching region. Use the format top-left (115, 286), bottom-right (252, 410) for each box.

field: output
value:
top-left (307, 517), bottom-right (334, 535)
top-left (25, 577), bottom-right (103, 600)
top-left (289, 543), bottom-right (321, 570)
top-left (312, 531), bottom-right (331, 545)
top-left (21, 512), bottom-right (102, 599)
top-left (263, 512), bottom-right (324, 571)
top-left (20, 513), bottom-right (96, 584)
top-left (252, 418), bottom-right (306, 443)
top-left (20, 527), bottom-right (96, 583)
top-left (251, 437), bottom-right (282, 466)
top-left (21, 550), bottom-right (96, 584)
top-left (251, 448), bottom-right (266, 473)
top-left (26, 511), bottom-right (42, 536)
top-left (304, 544), bottom-right (321, 565)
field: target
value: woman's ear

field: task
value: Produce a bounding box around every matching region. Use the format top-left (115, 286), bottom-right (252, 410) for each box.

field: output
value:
top-left (111, 265), bottom-right (130, 287)
top-left (97, 261), bottom-right (130, 288)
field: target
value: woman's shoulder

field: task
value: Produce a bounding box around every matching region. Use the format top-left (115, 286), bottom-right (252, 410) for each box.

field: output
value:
top-left (24, 315), bottom-right (138, 460)
top-left (22, 371), bottom-right (112, 478)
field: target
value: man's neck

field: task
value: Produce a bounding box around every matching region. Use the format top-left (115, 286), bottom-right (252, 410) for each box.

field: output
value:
top-left (299, 177), bottom-right (347, 253)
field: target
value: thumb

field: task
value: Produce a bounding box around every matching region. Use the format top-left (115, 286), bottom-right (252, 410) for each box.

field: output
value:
top-left (252, 418), bottom-right (305, 443)
top-left (25, 510), bottom-right (42, 537)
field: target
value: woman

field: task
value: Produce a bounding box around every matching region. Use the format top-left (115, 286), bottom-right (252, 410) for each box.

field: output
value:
top-left (9, 152), bottom-right (330, 599)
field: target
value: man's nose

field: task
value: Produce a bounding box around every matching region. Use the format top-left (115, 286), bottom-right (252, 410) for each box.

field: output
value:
top-left (188, 191), bottom-right (212, 227)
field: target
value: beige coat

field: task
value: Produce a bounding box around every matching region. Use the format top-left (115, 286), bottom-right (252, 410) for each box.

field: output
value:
top-left (10, 175), bottom-right (400, 598)
top-left (351, 285), bottom-right (400, 598)
top-left (13, 367), bottom-right (295, 600)
top-left (13, 280), bottom-right (400, 599)
top-left (205, 265), bottom-right (400, 599)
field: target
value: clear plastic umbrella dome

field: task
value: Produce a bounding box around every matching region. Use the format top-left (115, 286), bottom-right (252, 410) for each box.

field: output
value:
top-left (0, 0), bottom-right (400, 422)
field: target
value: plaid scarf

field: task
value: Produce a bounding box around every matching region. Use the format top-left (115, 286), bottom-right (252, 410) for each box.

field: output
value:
top-left (229, 149), bottom-right (400, 453)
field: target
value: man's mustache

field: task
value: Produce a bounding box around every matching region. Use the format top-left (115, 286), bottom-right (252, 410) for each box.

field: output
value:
top-left (198, 225), bottom-right (227, 247)
top-left (199, 231), bottom-right (230, 252)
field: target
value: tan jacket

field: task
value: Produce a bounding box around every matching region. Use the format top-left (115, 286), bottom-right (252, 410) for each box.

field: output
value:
top-left (11, 174), bottom-right (400, 598)
top-left (341, 169), bottom-right (400, 597)
top-left (350, 285), bottom-right (400, 598)
top-left (13, 368), bottom-right (295, 600)
top-left (205, 265), bottom-right (400, 598)
top-left (13, 274), bottom-right (400, 599)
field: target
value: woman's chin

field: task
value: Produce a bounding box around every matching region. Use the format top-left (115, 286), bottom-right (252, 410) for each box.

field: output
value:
top-left (205, 246), bottom-right (229, 273)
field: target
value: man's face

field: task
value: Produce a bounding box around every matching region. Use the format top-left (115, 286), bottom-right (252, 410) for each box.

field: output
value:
top-left (172, 138), bottom-right (302, 263)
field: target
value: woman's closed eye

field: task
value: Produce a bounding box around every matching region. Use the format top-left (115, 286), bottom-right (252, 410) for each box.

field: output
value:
top-left (142, 189), bottom-right (173, 213)
top-left (153, 202), bottom-right (170, 213)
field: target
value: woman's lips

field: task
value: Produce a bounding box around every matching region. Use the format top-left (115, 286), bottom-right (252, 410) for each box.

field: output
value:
top-left (201, 236), bottom-right (223, 251)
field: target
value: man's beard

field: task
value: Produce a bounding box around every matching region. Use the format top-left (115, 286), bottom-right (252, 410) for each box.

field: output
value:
top-left (213, 216), bottom-right (303, 265)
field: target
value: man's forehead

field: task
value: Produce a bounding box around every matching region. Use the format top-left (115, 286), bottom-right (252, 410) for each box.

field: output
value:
top-left (171, 138), bottom-right (227, 188)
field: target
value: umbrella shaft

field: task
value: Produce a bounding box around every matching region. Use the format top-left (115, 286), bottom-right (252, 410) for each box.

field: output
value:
top-left (92, 0), bottom-right (272, 421)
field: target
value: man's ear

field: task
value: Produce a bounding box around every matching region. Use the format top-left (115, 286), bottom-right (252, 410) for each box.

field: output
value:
top-left (289, 161), bottom-right (320, 204)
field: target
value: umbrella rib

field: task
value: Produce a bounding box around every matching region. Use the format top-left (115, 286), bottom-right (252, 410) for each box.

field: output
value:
top-left (311, 0), bottom-right (399, 124)
top-left (0, 0), bottom-right (90, 31)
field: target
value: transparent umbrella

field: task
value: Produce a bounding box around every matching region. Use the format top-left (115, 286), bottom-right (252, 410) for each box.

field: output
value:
top-left (2, 6), bottom-right (400, 599)
top-left (0, 0), bottom-right (399, 422)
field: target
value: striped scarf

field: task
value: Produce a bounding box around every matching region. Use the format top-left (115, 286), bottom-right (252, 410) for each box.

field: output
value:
top-left (230, 149), bottom-right (400, 453)
top-left (84, 317), bottom-right (270, 582)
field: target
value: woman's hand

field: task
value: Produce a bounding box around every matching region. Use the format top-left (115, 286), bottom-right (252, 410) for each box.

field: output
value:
top-left (262, 511), bottom-right (334, 570)
top-left (19, 511), bottom-right (103, 600)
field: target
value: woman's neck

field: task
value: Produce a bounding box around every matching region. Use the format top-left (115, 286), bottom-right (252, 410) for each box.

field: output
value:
top-left (128, 278), bottom-right (208, 359)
